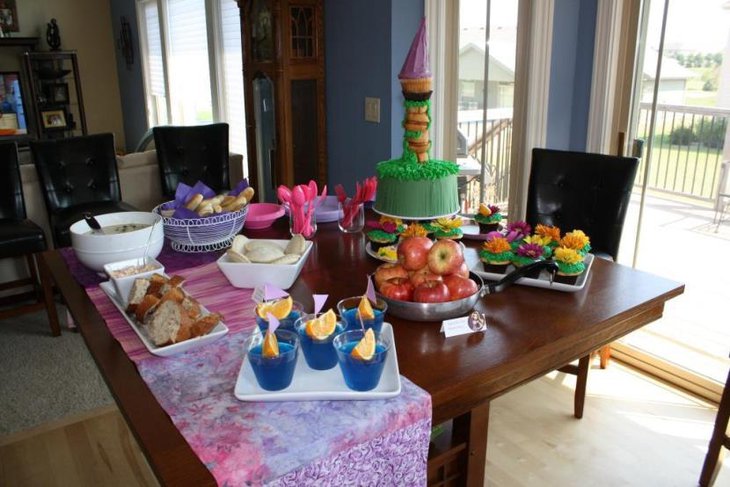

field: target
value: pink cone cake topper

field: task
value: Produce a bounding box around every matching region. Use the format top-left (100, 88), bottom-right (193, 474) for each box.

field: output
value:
top-left (266, 313), bottom-right (280, 334)
top-left (399, 17), bottom-right (431, 80)
top-left (313, 294), bottom-right (328, 314)
top-left (366, 276), bottom-right (377, 304)
top-left (264, 284), bottom-right (289, 301)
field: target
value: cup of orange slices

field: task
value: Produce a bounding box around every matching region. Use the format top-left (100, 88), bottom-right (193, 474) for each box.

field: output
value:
top-left (255, 296), bottom-right (304, 332)
top-left (294, 308), bottom-right (344, 370)
top-left (333, 328), bottom-right (390, 391)
top-left (336, 295), bottom-right (387, 333)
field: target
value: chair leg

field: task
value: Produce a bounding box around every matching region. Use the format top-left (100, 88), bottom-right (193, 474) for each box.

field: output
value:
top-left (38, 254), bottom-right (61, 337)
top-left (574, 355), bottom-right (590, 419)
top-left (700, 368), bottom-right (730, 487)
top-left (25, 253), bottom-right (41, 298)
top-left (599, 345), bottom-right (611, 369)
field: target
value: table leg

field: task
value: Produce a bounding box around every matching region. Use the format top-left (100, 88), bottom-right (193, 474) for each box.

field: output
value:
top-left (39, 254), bottom-right (61, 337)
top-left (453, 401), bottom-right (490, 487)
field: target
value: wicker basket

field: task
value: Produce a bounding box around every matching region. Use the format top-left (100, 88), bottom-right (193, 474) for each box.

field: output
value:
top-left (153, 203), bottom-right (249, 253)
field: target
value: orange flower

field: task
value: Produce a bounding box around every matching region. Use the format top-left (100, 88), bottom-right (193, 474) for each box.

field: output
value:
top-left (482, 237), bottom-right (511, 254)
top-left (400, 223), bottom-right (428, 238)
top-left (560, 230), bottom-right (590, 251)
top-left (535, 224), bottom-right (561, 243)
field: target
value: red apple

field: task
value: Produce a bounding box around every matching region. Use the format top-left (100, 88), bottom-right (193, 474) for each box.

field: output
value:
top-left (413, 281), bottom-right (451, 303)
top-left (398, 236), bottom-right (434, 271)
top-left (409, 266), bottom-right (443, 288)
top-left (380, 277), bottom-right (414, 301)
top-left (427, 239), bottom-right (465, 275)
top-left (442, 275), bottom-right (479, 300)
top-left (451, 262), bottom-right (470, 279)
top-left (374, 263), bottom-right (409, 289)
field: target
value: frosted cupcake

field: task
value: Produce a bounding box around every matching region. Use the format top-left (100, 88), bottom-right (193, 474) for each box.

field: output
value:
top-left (474, 203), bottom-right (503, 234)
top-left (512, 241), bottom-right (550, 278)
top-left (553, 247), bottom-right (586, 284)
top-left (560, 230), bottom-right (591, 256)
top-left (366, 216), bottom-right (404, 251)
top-left (479, 236), bottom-right (514, 274)
top-left (432, 217), bottom-right (463, 240)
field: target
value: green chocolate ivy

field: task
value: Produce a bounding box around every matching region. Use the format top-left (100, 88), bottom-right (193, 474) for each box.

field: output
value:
top-left (556, 261), bottom-right (585, 275)
top-left (479, 249), bottom-right (514, 263)
top-left (366, 229), bottom-right (398, 242)
top-left (376, 158), bottom-right (459, 181)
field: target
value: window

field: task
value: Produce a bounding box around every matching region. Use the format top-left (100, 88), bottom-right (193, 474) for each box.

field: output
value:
top-left (137, 0), bottom-right (247, 163)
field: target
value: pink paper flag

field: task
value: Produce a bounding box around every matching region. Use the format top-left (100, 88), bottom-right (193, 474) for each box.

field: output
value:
top-left (313, 294), bottom-right (328, 314)
top-left (266, 312), bottom-right (280, 334)
top-left (366, 276), bottom-right (377, 303)
top-left (264, 284), bottom-right (289, 301)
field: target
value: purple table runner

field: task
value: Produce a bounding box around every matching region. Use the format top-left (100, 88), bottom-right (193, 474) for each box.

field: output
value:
top-left (60, 247), bottom-right (432, 485)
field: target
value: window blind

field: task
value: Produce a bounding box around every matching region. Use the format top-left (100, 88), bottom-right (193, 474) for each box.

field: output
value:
top-left (219, 0), bottom-right (247, 161)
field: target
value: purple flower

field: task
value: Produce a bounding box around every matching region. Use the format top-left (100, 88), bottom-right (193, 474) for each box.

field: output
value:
top-left (488, 204), bottom-right (500, 215)
top-left (506, 220), bottom-right (532, 239)
top-left (485, 231), bottom-right (504, 242)
top-left (516, 243), bottom-right (544, 259)
top-left (382, 222), bottom-right (398, 233)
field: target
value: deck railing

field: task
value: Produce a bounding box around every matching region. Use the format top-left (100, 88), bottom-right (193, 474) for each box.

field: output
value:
top-left (635, 102), bottom-right (729, 201)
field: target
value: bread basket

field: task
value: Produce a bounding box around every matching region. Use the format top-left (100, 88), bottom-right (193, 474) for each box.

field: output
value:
top-left (152, 203), bottom-right (249, 252)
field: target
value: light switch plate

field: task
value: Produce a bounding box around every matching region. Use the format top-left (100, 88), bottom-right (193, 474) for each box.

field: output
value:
top-left (364, 97), bottom-right (380, 123)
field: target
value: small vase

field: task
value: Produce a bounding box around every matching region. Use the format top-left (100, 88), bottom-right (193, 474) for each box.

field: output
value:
top-left (338, 201), bottom-right (364, 233)
top-left (289, 209), bottom-right (317, 239)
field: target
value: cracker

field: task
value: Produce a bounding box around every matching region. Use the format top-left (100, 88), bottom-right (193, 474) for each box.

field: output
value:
top-left (271, 254), bottom-right (300, 265)
top-left (226, 248), bottom-right (250, 263)
top-left (246, 246), bottom-right (284, 263)
top-left (185, 193), bottom-right (204, 210)
top-left (231, 235), bottom-right (249, 254)
top-left (285, 234), bottom-right (306, 255)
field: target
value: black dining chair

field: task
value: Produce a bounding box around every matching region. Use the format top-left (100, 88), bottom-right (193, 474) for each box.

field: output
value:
top-left (0, 142), bottom-right (59, 335)
top-left (31, 133), bottom-right (136, 247)
top-left (153, 123), bottom-right (230, 199)
top-left (526, 147), bottom-right (639, 418)
top-left (700, 364), bottom-right (730, 486)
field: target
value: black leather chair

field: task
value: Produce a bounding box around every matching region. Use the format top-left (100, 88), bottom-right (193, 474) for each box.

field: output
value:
top-left (153, 123), bottom-right (230, 199)
top-left (31, 133), bottom-right (136, 247)
top-left (526, 148), bottom-right (639, 418)
top-left (0, 142), bottom-right (59, 335)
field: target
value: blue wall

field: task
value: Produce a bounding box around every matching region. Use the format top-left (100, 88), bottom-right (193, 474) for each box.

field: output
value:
top-left (325, 0), bottom-right (423, 193)
top-left (109, 0), bottom-right (148, 152)
top-left (546, 0), bottom-right (597, 152)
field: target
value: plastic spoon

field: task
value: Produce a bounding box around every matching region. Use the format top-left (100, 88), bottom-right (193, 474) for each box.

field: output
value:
top-left (83, 212), bottom-right (105, 234)
top-left (291, 185), bottom-right (307, 235)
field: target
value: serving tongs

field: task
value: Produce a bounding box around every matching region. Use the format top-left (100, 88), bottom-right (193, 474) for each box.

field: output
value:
top-left (481, 259), bottom-right (559, 294)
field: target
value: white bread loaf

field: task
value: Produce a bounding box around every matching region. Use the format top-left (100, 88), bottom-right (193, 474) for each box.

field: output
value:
top-left (146, 300), bottom-right (193, 346)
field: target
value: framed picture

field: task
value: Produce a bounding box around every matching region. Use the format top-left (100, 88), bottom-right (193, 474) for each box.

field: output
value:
top-left (0, 71), bottom-right (28, 136)
top-left (46, 83), bottom-right (69, 104)
top-left (0, 1), bottom-right (18, 32)
top-left (40, 108), bottom-right (67, 130)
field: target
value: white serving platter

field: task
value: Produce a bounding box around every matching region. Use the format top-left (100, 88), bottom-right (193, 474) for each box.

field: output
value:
top-left (99, 281), bottom-right (229, 357)
top-left (365, 242), bottom-right (397, 263)
top-left (234, 322), bottom-right (401, 401)
top-left (461, 224), bottom-right (491, 241)
top-left (470, 253), bottom-right (595, 293)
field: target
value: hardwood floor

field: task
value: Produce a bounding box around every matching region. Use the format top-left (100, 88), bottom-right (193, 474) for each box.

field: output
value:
top-left (0, 361), bottom-right (727, 486)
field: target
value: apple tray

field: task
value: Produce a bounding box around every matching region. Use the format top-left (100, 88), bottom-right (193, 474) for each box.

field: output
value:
top-left (376, 272), bottom-right (487, 322)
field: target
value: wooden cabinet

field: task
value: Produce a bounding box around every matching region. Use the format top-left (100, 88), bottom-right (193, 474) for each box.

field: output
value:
top-left (237, 0), bottom-right (326, 202)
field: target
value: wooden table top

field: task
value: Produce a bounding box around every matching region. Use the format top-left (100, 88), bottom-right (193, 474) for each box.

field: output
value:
top-left (42, 218), bottom-right (684, 486)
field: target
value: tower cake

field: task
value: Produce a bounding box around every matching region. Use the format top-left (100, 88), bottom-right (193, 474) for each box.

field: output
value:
top-left (374, 18), bottom-right (460, 219)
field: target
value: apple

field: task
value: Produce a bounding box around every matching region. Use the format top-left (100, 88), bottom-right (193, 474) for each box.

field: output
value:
top-left (398, 236), bottom-right (433, 271)
top-left (409, 266), bottom-right (443, 288)
top-left (442, 275), bottom-right (479, 300)
top-left (380, 277), bottom-right (414, 301)
top-left (451, 262), bottom-right (470, 279)
top-left (413, 281), bottom-right (451, 303)
top-left (427, 239), bottom-right (465, 275)
top-left (374, 263), bottom-right (409, 288)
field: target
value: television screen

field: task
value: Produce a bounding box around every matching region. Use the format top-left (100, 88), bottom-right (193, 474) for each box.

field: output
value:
top-left (0, 72), bottom-right (27, 136)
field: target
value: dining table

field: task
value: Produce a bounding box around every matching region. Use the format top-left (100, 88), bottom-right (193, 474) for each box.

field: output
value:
top-left (40, 214), bottom-right (684, 486)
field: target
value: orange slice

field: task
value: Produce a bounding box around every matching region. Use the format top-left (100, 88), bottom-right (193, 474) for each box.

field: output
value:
top-left (351, 328), bottom-right (376, 361)
top-left (305, 309), bottom-right (337, 339)
top-left (357, 295), bottom-right (375, 320)
top-left (262, 331), bottom-right (279, 358)
top-left (256, 296), bottom-right (293, 320)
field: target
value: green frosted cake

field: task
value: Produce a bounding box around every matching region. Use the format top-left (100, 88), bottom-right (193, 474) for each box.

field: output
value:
top-left (374, 18), bottom-right (460, 219)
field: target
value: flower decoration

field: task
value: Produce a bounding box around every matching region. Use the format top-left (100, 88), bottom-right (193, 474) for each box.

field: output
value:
top-left (380, 216), bottom-right (403, 227)
top-left (560, 230), bottom-right (590, 252)
top-left (367, 220), bottom-right (399, 234)
top-left (553, 247), bottom-right (583, 265)
top-left (433, 217), bottom-right (462, 231)
top-left (478, 203), bottom-right (500, 217)
top-left (535, 224), bottom-right (561, 243)
top-left (523, 234), bottom-right (551, 247)
top-left (377, 246), bottom-right (398, 261)
top-left (516, 242), bottom-right (545, 259)
top-left (482, 237), bottom-right (511, 254)
top-left (400, 223), bottom-right (429, 238)
top-left (506, 220), bottom-right (531, 239)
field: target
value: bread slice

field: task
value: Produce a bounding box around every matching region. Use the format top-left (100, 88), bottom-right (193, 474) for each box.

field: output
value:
top-left (190, 313), bottom-right (221, 337)
top-left (135, 294), bottom-right (160, 323)
top-left (147, 274), bottom-right (168, 297)
top-left (181, 296), bottom-right (202, 320)
top-left (146, 300), bottom-right (193, 346)
top-left (126, 278), bottom-right (150, 313)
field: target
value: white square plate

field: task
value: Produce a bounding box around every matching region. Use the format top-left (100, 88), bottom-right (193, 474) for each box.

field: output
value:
top-left (99, 280), bottom-right (229, 357)
top-left (470, 253), bottom-right (595, 293)
top-left (234, 322), bottom-right (401, 401)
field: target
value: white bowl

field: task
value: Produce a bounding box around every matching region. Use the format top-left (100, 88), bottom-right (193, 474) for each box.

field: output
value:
top-left (103, 256), bottom-right (165, 305)
top-left (70, 212), bottom-right (165, 271)
top-left (216, 239), bottom-right (313, 289)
